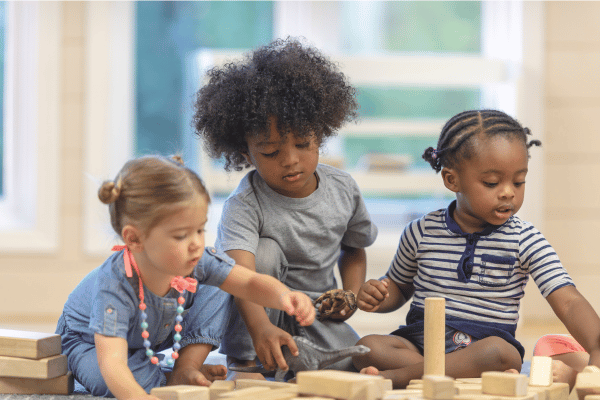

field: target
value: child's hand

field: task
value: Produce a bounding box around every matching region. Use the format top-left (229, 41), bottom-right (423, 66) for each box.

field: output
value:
top-left (167, 364), bottom-right (226, 387)
top-left (281, 290), bottom-right (315, 326)
top-left (357, 278), bottom-right (390, 312)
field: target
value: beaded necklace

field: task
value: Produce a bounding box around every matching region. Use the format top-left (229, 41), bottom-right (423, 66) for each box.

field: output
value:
top-left (112, 245), bottom-right (198, 367)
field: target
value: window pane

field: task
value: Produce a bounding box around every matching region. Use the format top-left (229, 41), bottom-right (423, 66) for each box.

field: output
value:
top-left (357, 87), bottom-right (481, 119)
top-left (135, 1), bottom-right (273, 157)
top-left (0, 2), bottom-right (5, 196)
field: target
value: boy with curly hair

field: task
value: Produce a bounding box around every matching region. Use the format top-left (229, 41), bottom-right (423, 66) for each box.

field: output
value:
top-left (193, 37), bottom-right (378, 377)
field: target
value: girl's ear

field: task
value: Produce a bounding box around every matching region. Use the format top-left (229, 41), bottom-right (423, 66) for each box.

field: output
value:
top-left (122, 225), bottom-right (144, 252)
top-left (441, 167), bottom-right (460, 193)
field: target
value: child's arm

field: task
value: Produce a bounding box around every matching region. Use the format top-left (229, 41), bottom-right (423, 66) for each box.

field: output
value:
top-left (357, 276), bottom-right (414, 313)
top-left (321, 245), bottom-right (366, 321)
top-left (94, 333), bottom-right (161, 400)
top-left (167, 343), bottom-right (226, 386)
top-left (546, 285), bottom-right (600, 367)
top-left (220, 249), bottom-right (304, 372)
top-left (220, 264), bottom-right (315, 325)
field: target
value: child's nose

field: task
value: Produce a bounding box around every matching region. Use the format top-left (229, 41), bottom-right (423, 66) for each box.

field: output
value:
top-left (280, 146), bottom-right (299, 166)
top-left (500, 184), bottom-right (515, 199)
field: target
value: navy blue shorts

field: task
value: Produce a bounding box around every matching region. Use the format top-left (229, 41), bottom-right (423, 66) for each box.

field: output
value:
top-left (392, 326), bottom-right (474, 355)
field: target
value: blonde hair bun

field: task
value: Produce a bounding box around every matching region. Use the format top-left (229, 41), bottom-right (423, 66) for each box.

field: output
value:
top-left (98, 180), bottom-right (121, 204)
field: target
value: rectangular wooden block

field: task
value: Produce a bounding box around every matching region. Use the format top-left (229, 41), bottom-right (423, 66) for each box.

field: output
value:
top-left (454, 394), bottom-right (535, 400)
top-left (546, 383), bottom-right (569, 400)
top-left (245, 387), bottom-right (299, 400)
top-left (455, 383), bottom-right (482, 395)
top-left (218, 386), bottom-right (271, 398)
top-left (234, 379), bottom-right (296, 390)
top-left (423, 375), bottom-right (455, 399)
top-left (0, 354), bottom-right (67, 379)
top-left (209, 380), bottom-right (235, 400)
top-left (530, 356), bottom-right (554, 387)
top-left (575, 371), bottom-right (600, 400)
top-left (383, 388), bottom-right (424, 400)
top-left (0, 371), bottom-right (73, 395)
top-left (481, 372), bottom-right (528, 397)
top-left (297, 370), bottom-right (386, 400)
top-left (150, 385), bottom-right (209, 400)
top-left (0, 329), bottom-right (62, 359)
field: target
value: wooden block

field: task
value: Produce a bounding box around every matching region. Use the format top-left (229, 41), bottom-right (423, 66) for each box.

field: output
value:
top-left (585, 395), bottom-right (600, 400)
top-left (209, 380), bottom-right (235, 400)
top-left (575, 370), bottom-right (600, 400)
top-left (454, 394), bottom-right (536, 400)
top-left (0, 354), bottom-right (67, 379)
top-left (455, 383), bottom-right (482, 395)
top-left (150, 385), bottom-right (209, 400)
top-left (422, 375), bottom-right (454, 399)
top-left (456, 378), bottom-right (482, 384)
top-left (481, 372), bottom-right (528, 397)
top-left (0, 329), bottom-right (62, 359)
top-left (530, 356), bottom-right (554, 387)
top-left (297, 370), bottom-right (386, 400)
top-left (218, 386), bottom-right (271, 398)
top-left (546, 383), bottom-right (569, 400)
top-left (234, 379), bottom-right (296, 390)
top-left (424, 298), bottom-right (445, 376)
top-left (246, 387), bottom-right (299, 400)
top-left (383, 389), bottom-right (424, 400)
top-left (407, 383), bottom-right (424, 390)
top-left (383, 379), bottom-right (393, 391)
top-left (0, 371), bottom-right (73, 395)
top-left (409, 379), bottom-right (424, 385)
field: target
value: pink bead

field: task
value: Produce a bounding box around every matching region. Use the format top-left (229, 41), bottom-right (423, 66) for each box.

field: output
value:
top-left (150, 356), bottom-right (159, 364)
top-left (141, 331), bottom-right (149, 339)
top-left (171, 352), bottom-right (179, 360)
top-left (139, 303), bottom-right (147, 311)
top-left (174, 324), bottom-right (182, 332)
top-left (177, 296), bottom-right (185, 304)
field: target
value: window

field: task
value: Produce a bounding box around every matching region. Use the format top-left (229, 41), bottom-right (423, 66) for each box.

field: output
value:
top-left (0, 2), bottom-right (60, 252)
top-left (84, 1), bottom-right (545, 256)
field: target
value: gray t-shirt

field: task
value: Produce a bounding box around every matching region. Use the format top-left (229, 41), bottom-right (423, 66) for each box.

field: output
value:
top-left (216, 164), bottom-right (378, 296)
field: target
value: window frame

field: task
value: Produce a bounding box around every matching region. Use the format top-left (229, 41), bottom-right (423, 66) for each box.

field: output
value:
top-left (0, 2), bottom-right (61, 253)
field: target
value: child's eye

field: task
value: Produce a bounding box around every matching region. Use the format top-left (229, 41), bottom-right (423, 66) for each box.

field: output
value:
top-left (262, 150), bottom-right (278, 158)
top-left (483, 181), bottom-right (497, 188)
top-left (174, 234), bottom-right (186, 240)
top-left (514, 181), bottom-right (525, 187)
top-left (296, 142), bottom-right (310, 149)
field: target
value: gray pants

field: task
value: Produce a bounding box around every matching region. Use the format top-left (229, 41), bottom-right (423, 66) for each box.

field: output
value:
top-left (219, 238), bottom-right (359, 371)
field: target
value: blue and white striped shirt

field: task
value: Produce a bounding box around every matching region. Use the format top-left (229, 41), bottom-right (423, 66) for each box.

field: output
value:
top-left (388, 201), bottom-right (574, 327)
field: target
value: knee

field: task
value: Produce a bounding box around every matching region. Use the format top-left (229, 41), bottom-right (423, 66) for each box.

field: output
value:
top-left (479, 336), bottom-right (522, 372)
top-left (255, 237), bottom-right (287, 278)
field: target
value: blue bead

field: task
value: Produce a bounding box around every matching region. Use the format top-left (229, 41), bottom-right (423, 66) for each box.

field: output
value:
top-left (141, 312), bottom-right (147, 320)
top-left (173, 342), bottom-right (181, 350)
top-left (144, 340), bottom-right (151, 348)
top-left (176, 306), bottom-right (184, 314)
top-left (166, 358), bottom-right (174, 366)
top-left (175, 315), bottom-right (183, 323)
top-left (141, 321), bottom-right (148, 329)
top-left (174, 333), bottom-right (182, 342)
top-left (146, 349), bottom-right (154, 357)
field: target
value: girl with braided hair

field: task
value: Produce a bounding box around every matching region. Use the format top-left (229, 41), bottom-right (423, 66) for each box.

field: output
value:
top-left (56, 155), bottom-right (314, 399)
top-left (353, 109), bottom-right (600, 388)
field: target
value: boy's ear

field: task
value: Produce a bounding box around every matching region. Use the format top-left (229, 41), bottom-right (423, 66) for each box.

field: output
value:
top-left (241, 151), bottom-right (253, 167)
top-left (441, 167), bottom-right (460, 193)
top-left (122, 224), bottom-right (144, 252)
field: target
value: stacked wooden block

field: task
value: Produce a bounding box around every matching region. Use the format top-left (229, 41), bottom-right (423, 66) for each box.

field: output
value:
top-left (0, 328), bottom-right (72, 395)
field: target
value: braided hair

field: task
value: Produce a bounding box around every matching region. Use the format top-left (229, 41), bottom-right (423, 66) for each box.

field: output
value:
top-left (422, 109), bottom-right (542, 173)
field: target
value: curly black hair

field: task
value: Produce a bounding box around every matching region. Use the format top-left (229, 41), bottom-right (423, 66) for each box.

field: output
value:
top-left (193, 37), bottom-right (359, 171)
top-left (422, 109), bottom-right (542, 173)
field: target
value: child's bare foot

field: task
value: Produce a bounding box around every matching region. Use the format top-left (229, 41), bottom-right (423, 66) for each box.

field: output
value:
top-left (360, 366), bottom-right (380, 375)
top-left (504, 369), bottom-right (520, 374)
top-left (552, 359), bottom-right (578, 392)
